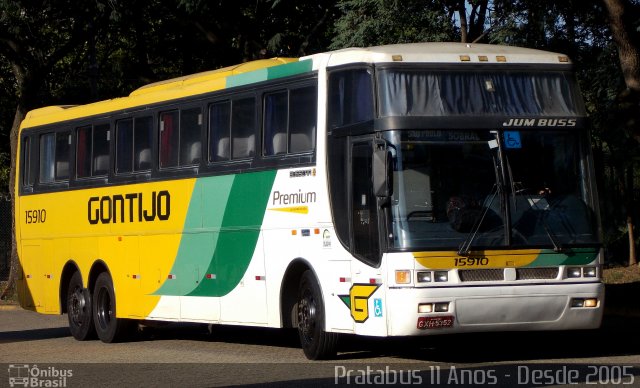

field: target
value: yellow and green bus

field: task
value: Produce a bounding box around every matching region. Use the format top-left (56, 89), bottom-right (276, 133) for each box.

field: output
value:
top-left (15, 43), bottom-right (603, 360)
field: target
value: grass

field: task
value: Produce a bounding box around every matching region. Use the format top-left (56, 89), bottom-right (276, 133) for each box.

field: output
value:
top-left (603, 265), bottom-right (640, 284)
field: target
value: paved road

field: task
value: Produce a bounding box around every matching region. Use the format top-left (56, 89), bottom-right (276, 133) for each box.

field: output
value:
top-left (1, 307), bottom-right (640, 387)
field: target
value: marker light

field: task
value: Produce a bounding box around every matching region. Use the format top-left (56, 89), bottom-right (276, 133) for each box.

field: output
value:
top-left (584, 298), bottom-right (598, 308)
top-left (418, 303), bottom-right (433, 313)
top-left (395, 270), bottom-right (411, 284)
top-left (583, 267), bottom-right (597, 278)
top-left (416, 271), bottom-right (432, 283)
top-left (434, 271), bottom-right (448, 282)
top-left (567, 267), bottom-right (582, 278)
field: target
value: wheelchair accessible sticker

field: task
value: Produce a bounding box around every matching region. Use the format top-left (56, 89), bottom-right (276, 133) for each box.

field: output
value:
top-left (504, 131), bottom-right (522, 149)
top-left (374, 298), bottom-right (383, 317)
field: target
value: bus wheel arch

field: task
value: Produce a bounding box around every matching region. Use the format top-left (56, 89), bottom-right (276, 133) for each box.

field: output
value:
top-left (88, 260), bottom-right (110, 295)
top-left (280, 259), bottom-right (312, 328)
top-left (59, 260), bottom-right (81, 315)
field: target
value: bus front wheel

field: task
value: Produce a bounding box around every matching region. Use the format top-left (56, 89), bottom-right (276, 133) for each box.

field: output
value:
top-left (67, 271), bottom-right (95, 340)
top-left (297, 270), bottom-right (338, 360)
top-left (92, 272), bottom-right (134, 343)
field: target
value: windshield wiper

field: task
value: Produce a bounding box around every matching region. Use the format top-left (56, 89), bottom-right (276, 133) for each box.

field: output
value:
top-left (457, 183), bottom-right (499, 256)
top-left (516, 187), bottom-right (565, 252)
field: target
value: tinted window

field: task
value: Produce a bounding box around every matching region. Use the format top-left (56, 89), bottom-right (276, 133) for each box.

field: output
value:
top-left (328, 69), bottom-right (374, 128)
top-left (39, 133), bottom-right (55, 183)
top-left (117, 116), bottom-right (153, 173)
top-left (55, 131), bottom-right (70, 180)
top-left (209, 101), bottom-right (231, 162)
top-left (263, 85), bottom-right (316, 156)
top-left (116, 119), bottom-right (134, 173)
top-left (21, 136), bottom-right (32, 187)
top-left (264, 91), bottom-right (288, 155)
top-left (180, 108), bottom-right (202, 165)
top-left (289, 85), bottom-right (316, 153)
top-left (134, 117), bottom-right (153, 171)
top-left (93, 124), bottom-right (110, 176)
top-left (231, 97), bottom-right (256, 159)
top-left (77, 124), bottom-right (110, 178)
top-left (160, 110), bottom-right (179, 168)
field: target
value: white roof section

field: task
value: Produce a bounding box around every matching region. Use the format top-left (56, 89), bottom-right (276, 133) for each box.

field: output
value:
top-left (303, 42), bottom-right (571, 67)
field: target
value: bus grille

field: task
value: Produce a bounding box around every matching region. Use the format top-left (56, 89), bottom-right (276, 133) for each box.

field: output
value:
top-left (516, 267), bottom-right (559, 280)
top-left (458, 269), bottom-right (503, 282)
top-left (458, 267), bottom-right (559, 282)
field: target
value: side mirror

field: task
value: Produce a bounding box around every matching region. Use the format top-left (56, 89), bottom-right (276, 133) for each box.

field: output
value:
top-left (372, 143), bottom-right (393, 198)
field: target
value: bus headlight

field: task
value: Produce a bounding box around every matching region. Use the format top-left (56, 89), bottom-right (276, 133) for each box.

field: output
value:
top-left (434, 271), bottom-right (448, 282)
top-left (416, 271), bottom-right (432, 283)
top-left (567, 267), bottom-right (582, 278)
top-left (583, 267), bottom-right (597, 278)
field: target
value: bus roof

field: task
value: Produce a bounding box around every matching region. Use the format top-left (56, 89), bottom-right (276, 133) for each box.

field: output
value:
top-left (21, 42), bottom-right (571, 130)
top-left (304, 42), bottom-right (572, 67)
top-left (21, 57), bottom-right (302, 129)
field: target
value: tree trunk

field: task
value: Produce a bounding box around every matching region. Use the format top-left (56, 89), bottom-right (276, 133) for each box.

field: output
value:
top-left (628, 216), bottom-right (637, 266)
top-left (603, 0), bottom-right (640, 94)
top-left (0, 106), bottom-right (26, 300)
top-left (458, 1), bottom-right (468, 43)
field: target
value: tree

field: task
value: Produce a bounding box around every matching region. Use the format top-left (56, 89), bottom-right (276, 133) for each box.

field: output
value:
top-left (602, 0), bottom-right (640, 265)
top-left (0, 0), bottom-right (114, 298)
top-left (331, 0), bottom-right (456, 49)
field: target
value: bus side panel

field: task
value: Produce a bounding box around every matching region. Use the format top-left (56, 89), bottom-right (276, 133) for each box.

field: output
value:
top-left (101, 235), bottom-right (141, 318)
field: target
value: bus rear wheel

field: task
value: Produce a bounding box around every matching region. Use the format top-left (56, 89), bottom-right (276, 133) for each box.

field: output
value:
top-left (67, 271), bottom-right (95, 340)
top-left (297, 270), bottom-right (338, 360)
top-left (93, 272), bottom-right (134, 343)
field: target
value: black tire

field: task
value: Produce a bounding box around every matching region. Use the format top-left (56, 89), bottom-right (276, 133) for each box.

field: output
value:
top-left (66, 271), bottom-right (96, 340)
top-left (92, 272), bottom-right (134, 343)
top-left (297, 270), bottom-right (338, 360)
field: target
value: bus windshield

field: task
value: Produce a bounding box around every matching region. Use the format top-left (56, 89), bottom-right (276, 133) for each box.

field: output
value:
top-left (378, 68), bottom-right (585, 116)
top-left (385, 129), bottom-right (598, 250)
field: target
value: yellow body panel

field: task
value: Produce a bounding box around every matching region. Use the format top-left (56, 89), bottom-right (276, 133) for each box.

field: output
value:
top-left (17, 179), bottom-right (196, 316)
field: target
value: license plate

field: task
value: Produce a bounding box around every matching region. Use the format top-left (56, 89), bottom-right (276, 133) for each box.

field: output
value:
top-left (417, 316), bottom-right (454, 330)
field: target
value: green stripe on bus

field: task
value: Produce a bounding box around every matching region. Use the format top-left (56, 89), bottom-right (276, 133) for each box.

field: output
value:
top-left (226, 59), bottom-right (313, 88)
top-left (527, 248), bottom-right (598, 267)
top-left (188, 170), bottom-right (276, 296)
top-left (153, 171), bottom-right (276, 296)
top-left (153, 176), bottom-right (235, 296)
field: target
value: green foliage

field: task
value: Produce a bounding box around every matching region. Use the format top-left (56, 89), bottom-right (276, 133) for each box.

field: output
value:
top-left (331, 0), bottom-right (455, 49)
top-left (0, 0), bottom-right (638, 262)
top-left (0, 153), bottom-right (8, 195)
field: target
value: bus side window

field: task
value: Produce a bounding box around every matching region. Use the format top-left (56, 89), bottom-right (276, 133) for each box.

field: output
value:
top-left (116, 118), bottom-right (134, 173)
top-left (263, 91), bottom-right (287, 156)
top-left (160, 110), bottom-right (179, 168)
top-left (76, 126), bottom-right (92, 178)
top-left (328, 69), bottom-right (374, 129)
top-left (38, 133), bottom-right (55, 183)
top-left (180, 108), bottom-right (202, 166)
top-left (55, 131), bottom-right (71, 180)
top-left (134, 116), bottom-right (152, 171)
top-left (76, 124), bottom-right (110, 178)
top-left (231, 97), bottom-right (256, 159)
top-left (92, 124), bottom-right (110, 176)
top-left (208, 101), bottom-right (231, 163)
top-left (21, 136), bottom-right (34, 188)
top-left (289, 85), bottom-right (316, 153)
